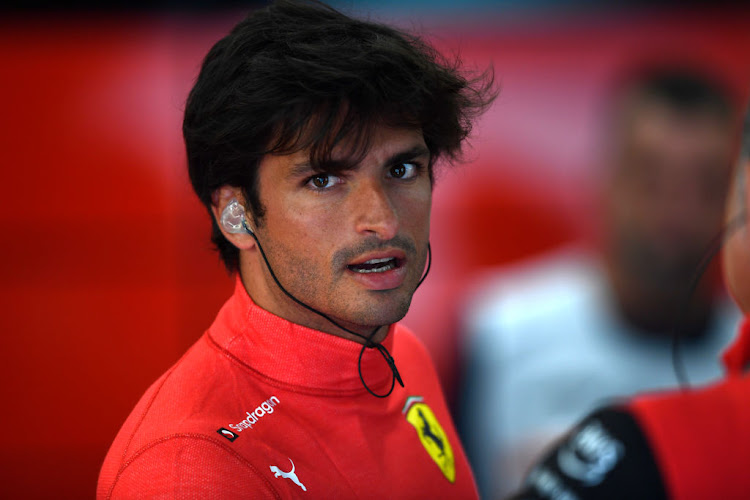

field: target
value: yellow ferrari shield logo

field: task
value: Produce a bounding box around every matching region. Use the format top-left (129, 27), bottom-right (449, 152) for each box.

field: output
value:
top-left (403, 396), bottom-right (455, 483)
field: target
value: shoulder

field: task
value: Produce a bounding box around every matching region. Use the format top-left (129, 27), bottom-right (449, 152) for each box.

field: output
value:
top-left (463, 249), bottom-right (605, 352)
top-left (629, 374), bottom-right (750, 440)
top-left (514, 376), bottom-right (750, 500)
top-left (100, 334), bottom-right (280, 498)
top-left (99, 434), bottom-right (279, 499)
top-left (626, 376), bottom-right (750, 499)
top-left (510, 406), bottom-right (668, 500)
top-left (469, 249), bottom-right (602, 322)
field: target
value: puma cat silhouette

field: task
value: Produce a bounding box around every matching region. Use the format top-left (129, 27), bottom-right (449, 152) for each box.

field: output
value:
top-left (269, 458), bottom-right (307, 492)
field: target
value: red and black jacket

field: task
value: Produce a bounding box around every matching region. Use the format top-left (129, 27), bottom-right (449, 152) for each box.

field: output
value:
top-left (512, 318), bottom-right (750, 500)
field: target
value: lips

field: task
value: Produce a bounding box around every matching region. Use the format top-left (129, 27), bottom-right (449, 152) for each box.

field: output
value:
top-left (345, 251), bottom-right (407, 290)
top-left (347, 257), bottom-right (400, 274)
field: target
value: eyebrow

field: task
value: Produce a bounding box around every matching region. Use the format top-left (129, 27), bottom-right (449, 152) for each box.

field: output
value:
top-left (287, 144), bottom-right (431, 178)
top-left (288, 162), bottom-right (317, 178)
top-left (385, 145), bottom-right (431, 168)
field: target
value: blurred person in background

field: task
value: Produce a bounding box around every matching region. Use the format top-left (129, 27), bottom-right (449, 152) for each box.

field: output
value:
top-left (511, 97), bottom-right (750, 500)
top-left (97, 0), bottom-right (494, 498)
top-left (459, 64), bottom-right (741, 499)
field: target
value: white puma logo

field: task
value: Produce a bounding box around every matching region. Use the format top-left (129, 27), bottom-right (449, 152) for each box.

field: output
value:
top-left (269, 458), bottom-right (307, 492)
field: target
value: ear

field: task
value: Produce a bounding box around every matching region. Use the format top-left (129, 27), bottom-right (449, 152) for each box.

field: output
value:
top-left (210, 186), bottom-right (256, 250)
top-left (742, 159), bottom-right (750, 220)
top-left (727, 159), bottom-right (750, 227)
top-left (722, 159), bottom-right (750, 314)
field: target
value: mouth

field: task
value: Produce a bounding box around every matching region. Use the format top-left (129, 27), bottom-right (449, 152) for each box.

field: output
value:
top-left (347, 257), bottom-right (403, 274)
top-left (344, 250), bottom-right (408, 291)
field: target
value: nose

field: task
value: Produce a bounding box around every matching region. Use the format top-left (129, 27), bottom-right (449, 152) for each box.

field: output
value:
top-left (352, 179), bottom-right (398, 240)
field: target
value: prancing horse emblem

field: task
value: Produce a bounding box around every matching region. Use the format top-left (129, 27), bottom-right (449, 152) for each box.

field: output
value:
top-left (403, 395), bottom-right (456, 483)
top-left (269, 458), bottom-right (307, 492)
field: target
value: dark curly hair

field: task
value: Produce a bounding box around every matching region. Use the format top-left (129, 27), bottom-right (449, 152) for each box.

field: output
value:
top-left (184, 0), bottom-right (496, 272)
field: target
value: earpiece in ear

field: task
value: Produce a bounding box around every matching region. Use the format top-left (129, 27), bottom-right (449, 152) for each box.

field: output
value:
top-left (221, 198), bottom-right (249, 234)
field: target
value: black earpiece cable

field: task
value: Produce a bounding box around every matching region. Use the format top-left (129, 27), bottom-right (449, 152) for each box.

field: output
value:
top-left (671, 212), bottom-right (745, 388)
top-left (243, 219), bottom-right (431, 398)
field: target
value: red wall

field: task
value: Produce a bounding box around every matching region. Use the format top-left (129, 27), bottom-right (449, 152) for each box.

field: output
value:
top-left (1, 7), bottom-right (748, 498)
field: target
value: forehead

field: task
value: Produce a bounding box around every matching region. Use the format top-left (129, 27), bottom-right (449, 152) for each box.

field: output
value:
top-left (630, 101), bottom-right (729, 142)
top-left (619, 100), bottom-right (733, 171)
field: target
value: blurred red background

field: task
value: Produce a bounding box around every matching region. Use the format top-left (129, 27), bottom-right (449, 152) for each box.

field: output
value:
top-left (1, 5), bottom-right (748, 497)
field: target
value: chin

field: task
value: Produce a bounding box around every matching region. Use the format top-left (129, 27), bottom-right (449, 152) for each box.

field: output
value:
top-left (346, 293), bottom-right (414, 328)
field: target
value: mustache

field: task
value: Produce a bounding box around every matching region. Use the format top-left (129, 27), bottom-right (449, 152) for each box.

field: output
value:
top-left (332, 235), bottom-right (418, 269)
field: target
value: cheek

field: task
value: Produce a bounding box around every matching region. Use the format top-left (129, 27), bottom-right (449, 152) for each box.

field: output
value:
top-left (397, 186), bottom-right (432, 228)
top-left (270, 201), bottom-right (342, 260)
top-left (723, 232), bottom-right (750, 314)
top-left (274, 189), bottom-right (331, 228)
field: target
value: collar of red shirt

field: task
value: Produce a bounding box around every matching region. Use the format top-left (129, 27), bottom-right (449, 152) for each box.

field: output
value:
top-left (207, 276), bottom-right (399, 396)
top-left (722, 315), bottom-right (750, 376)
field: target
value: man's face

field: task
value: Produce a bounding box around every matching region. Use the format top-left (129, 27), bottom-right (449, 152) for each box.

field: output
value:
top-left (607, 100), bottom-right (733, 290)
top-left (243, 125), bottom-right (432, 336)
top-left (723, 160), bottom-right (750, 313)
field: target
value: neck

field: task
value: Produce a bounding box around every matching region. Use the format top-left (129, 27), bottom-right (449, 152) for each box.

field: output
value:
top-left (606, 260), bottom-right (715, 339)
top-left (238, 257), bottom-right (389, 345)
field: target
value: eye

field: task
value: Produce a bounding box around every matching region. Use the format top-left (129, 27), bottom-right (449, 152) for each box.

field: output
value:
top-left (306, 173), bottom-right (341, 190)
top-left (389, 162), bottom-right (419, 180)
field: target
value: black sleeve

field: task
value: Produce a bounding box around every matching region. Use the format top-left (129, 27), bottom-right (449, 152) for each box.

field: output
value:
top-left (506, 406), bottom-right (668, 500)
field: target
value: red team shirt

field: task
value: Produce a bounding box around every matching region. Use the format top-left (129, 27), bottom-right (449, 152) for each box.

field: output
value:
top-left (98, 279), bottom-right (478, 499)
top-left (514, 317), bottom-right (750, 500)
top-left (626, 316), bottom-right (750, 499)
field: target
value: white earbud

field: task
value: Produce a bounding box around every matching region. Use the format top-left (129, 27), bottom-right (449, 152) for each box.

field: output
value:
top-left (221, 198), bottom-right (252, 234)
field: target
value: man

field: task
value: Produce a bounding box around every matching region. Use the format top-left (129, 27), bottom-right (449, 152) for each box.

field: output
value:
top-left (511, 99), bottom-right (750, 500)
top-left (459, 66), bottom-right (739, 498)
top-left (97, 1), bottom-right (493, 498)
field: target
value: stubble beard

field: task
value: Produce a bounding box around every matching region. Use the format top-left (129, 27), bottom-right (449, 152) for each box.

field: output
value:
top-left (259, 235), bottom-right (426, 336)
